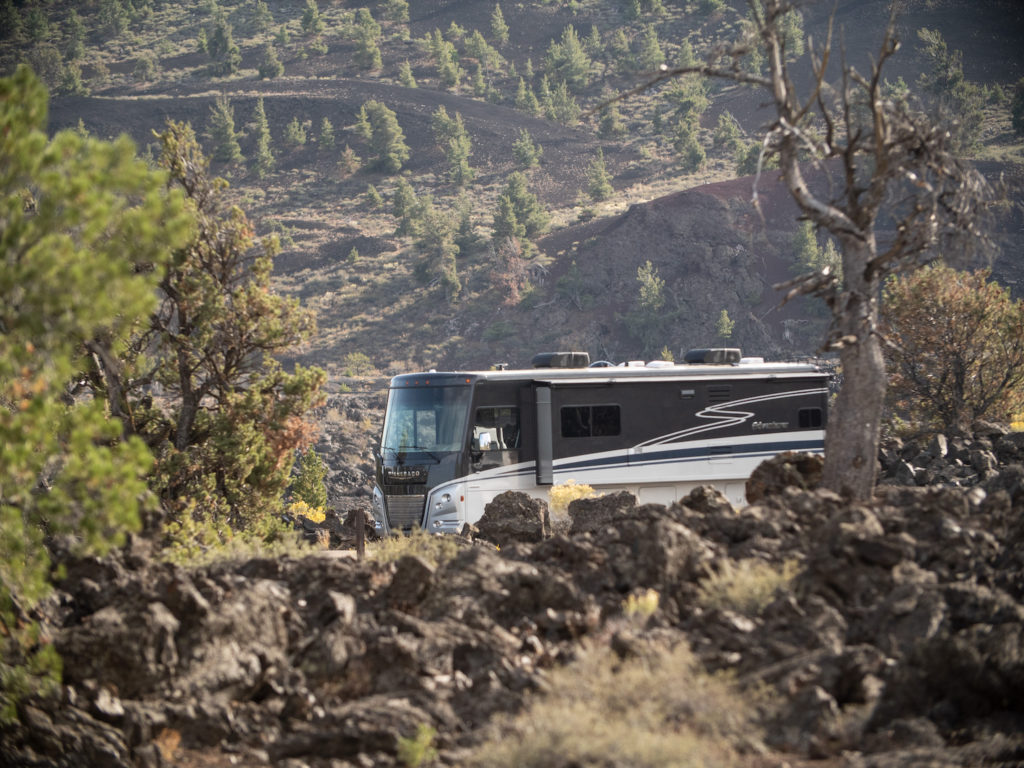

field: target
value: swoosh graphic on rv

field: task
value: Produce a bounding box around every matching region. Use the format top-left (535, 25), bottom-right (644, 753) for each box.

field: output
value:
top-left (634, 387), bottom-right (828, 448)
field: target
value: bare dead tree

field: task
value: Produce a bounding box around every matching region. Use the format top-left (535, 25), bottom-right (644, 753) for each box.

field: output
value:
top-left (605, 0), bottom-right (993, 500)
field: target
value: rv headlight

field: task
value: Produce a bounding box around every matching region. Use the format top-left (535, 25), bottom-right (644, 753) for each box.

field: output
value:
top-left (435, 492), bottom-right (452, 510)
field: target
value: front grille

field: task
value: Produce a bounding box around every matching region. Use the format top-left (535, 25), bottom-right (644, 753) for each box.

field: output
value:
top-left (385, 494), bottom-right (425, 529)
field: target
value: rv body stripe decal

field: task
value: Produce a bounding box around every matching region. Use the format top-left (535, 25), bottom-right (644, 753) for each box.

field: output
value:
top-left (635, 387), bottom-right (828, 447)
top-left (465, 435), bottom-right (824, 484)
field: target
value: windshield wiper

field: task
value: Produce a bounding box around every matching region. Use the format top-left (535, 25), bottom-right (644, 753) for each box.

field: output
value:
top-left (387, 445), bottom-right (442, 462)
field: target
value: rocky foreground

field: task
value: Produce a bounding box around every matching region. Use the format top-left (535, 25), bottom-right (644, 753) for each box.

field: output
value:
top-left (4, 434), bottom-right (1024, 767)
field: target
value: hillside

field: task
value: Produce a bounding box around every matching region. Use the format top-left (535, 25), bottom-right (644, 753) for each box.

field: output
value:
top-left (7, 0), bottom-right (1016, 378)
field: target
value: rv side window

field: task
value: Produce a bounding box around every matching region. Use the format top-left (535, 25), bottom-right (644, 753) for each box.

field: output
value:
top-left (799, 407), bottom-right (823, 428)
top-left (561, 405), bottom-right (620, 438)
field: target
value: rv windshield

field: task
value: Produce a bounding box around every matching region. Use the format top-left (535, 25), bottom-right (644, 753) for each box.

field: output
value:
top-left (381, 384), bottom-right (471, 457)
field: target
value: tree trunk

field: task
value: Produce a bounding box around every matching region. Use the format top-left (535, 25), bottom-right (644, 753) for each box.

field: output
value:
top-left (821, 243), bottom-right (886, 500)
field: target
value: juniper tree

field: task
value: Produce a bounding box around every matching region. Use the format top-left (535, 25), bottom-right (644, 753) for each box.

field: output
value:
top-left (129, 122), bottom-right (326, 527)
top-left (1, 68), bottom-right (192, 719)
top-left (291, 449), bottom-right (328, 510)
top-left (627, 0), bottom-right (993, 498)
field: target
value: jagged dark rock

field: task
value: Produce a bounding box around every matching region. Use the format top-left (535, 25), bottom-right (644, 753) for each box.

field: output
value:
top-left (5, 431), bottom-right (1024, 767)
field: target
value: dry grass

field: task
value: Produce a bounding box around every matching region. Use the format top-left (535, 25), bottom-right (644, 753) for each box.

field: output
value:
top-left (467, 641), bottom-right (761, 768)
top-left (697, 558), bottom-right (800, 616)
top-left (367, 527), bottom-right (464, 568)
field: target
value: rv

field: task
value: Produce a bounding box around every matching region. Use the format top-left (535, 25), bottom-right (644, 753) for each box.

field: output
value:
top-left (371, 349), bottom-right (828, 535)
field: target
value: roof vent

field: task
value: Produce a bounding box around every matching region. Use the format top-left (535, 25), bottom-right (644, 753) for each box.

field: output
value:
top-left (683, 348), bottom-right (741, 365)
top-left (532, 351), bottom-right (591, 369)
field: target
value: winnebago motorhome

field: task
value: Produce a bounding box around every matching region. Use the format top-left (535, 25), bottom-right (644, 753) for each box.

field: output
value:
top-left (371, 349), bottom-right (828, 535)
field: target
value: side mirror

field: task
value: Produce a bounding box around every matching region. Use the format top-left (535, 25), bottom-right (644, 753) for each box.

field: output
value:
top-left (475, 432), bottom-right (492, 451)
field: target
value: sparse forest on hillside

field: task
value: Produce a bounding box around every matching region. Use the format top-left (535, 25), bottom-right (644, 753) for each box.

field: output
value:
top-left (3, 0), bottom-right (1023, 377)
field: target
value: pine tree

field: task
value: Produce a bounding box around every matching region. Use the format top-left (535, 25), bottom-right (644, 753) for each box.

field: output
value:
top-left (672, 119), bottom-right (705, 172)
top-left (355, 100), bottom-right (410, 173)
top-left (354, 8), bottom-right (383, 70)
top-left (318, 117), bottom-right (335, 148)
top-left (208, 14), bottom-right (241, 76)
top-left (207, 93), bottom-right (243, 163)
top-left (258, 43), bottom-right (284, 79)
top-left (301, 0), bottom-right (324, 36)
top-left (252, 0), bottom-right (273, 33)
top-left (713, 110), bottom-right (743, 155)
top-left (251, 97), bottom-right (274, 178)
top-left (391, 176), bottom-right (418, 235)
top-left (431, 106), bottom-right (474, 186)
top-left (65, 10), bottom-right (86, 61)
top-left (598, 93), bottom-right (627, 137)
top-left (547, 80), bottom-right (580, 124)
top-left (383, 0), bottom-right (409, 22)
top-left (491, 3), bottom-right (509, 46)
top-left (586, 148), bottom-right (613, 201)
top-left (544, 25), bottom-right (591, 92)
top-left (398, 60), bottom-right (417, 88)
top-left (284, 116), bottom-right (307, 149)
top-left (99, 0), bottom-right (129, 37)
top-left (635, 24), bottom-right (665, 72)
top-left (512, 128), bottom-right (542, 168)
top-left (291, 449), bottom-right (328, 510)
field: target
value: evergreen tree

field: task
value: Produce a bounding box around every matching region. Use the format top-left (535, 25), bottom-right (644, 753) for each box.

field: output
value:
top-left (916, 28), bottom-right (985, 151)
top-left (365, 184), bottom-right (384, 208)
top-left (134, 53), bottom-right (160, 82)
top-left (208, 14), bottom-right (241, 76)
top-left (144, 122), bottom-right (325, 527)
top-left (291, 449), bottom-right (327, 510)
top-left (65, 10), bottom-right (86, 61)
top-left (412, 196), bottom-right (461, 301)
top-left (398, 60), bottom-right (417, 88)
top-left (545, 25), bottom-right (591, 93)
top-left (1, 68), bottom-right (192, 715)
top-left (716, 309), bottom-right (735, 341)
top-left (585, 24), bottom-right (603, 57)
top-left (391, 176), bottom-right (418, 235)
top-left (354, 7), bottom-right (382, 70)
top-left (491, 3), bottom-right (509, 46)
top-left (319, 117), bottom-right (335, 148)
top-left (99, 0), bottom-right (129, 37)
top-left (586, 148), bottom-right (613, 201)
top-left (547, 80), bottom-right (581, 124)
top-left (207, 93), bottom-right (243, 163)
top-left (635, 24), bottom-right (665, 72)
top-left (338, 144), bottom-right (360, 175)
top-left (672, 119), bottom-right (705, 172)
top-left (384, 0), bottom-right (409, 22)
top-left (284, 116), bottom-right (307, 148)
top-left (252, 0), bottom-right (273, 33)
top-left (0, 0), bottom-right (23, 41)
top-left (493, 171), bottom-right (548, 245)
top-left (611, 29), bottom-right (633, 74)
top-left (598, 94), bottom-right (627, 137)
top-left (512, 128), bottom-right (542, 168)
top-left (251, 97), bottom-right (274, 178)
top-left (258, 43), bottom-right (284, 79)
top-left (301, 0), bottom-right (324, 36)
top-left (713, 110), bottom-right (743, 155)
top-left (431, 106), bottom-right (474, 186)
top-left (355, 100), bottom-right (410, 173)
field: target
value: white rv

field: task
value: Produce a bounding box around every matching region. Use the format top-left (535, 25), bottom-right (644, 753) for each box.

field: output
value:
top-left (371, 349), bottom-right (828, 534)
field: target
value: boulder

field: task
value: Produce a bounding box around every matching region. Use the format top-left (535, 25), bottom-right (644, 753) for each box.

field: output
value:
top-left (745, 451), bottom-right (823, 503)
top-left (475, 491), bottom-right (550, 547)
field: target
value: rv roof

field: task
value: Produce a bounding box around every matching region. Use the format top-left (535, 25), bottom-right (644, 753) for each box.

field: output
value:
top-left (390, 359), bottom-right (825, 387)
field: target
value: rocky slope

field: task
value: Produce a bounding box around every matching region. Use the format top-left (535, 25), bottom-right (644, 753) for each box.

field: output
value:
top-left (4, 439), bottom-right (1024, 767)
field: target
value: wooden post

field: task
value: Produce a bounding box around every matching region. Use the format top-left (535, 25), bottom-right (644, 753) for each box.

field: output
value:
top-left (354, 508), bottom-right (365, 561)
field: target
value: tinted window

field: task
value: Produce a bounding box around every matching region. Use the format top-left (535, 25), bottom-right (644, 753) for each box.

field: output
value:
top-left (799, 407), bottom-right (823, 428)
top-left (561, 405), bottom-right (620, 438)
